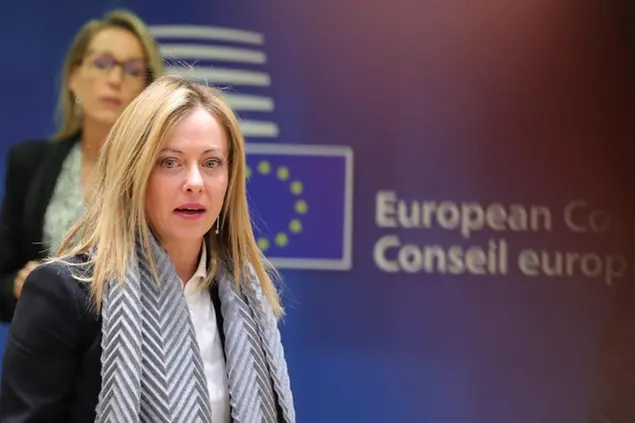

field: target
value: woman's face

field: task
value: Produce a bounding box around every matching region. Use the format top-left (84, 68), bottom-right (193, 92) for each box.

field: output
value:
top-left (145, 107), bottom-right (230, 251)
top-left (70, 27), bottom-right (147, 128)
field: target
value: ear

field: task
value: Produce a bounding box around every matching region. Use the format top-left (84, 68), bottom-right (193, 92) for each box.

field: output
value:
top-left (69, 66), bottom-right (81, 98)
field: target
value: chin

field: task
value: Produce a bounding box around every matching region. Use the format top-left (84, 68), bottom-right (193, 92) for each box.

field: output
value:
top-left (174, 227), bottom-right (212, 243)
top-left (89, 110), bottom-right (124, 127)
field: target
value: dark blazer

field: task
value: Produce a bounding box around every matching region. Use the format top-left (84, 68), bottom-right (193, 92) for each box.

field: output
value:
top-left (0, 136), bottom-right (79, 323)
top-left (0, 255), bottom-right (225, 423)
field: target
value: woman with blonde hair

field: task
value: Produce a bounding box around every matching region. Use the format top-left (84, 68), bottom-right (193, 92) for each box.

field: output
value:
top-left (0, 9), bottom-right (164, 322)
top-left (0, 75), bottom-right (296, 423)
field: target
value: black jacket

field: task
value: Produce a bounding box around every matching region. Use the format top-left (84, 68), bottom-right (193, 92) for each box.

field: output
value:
top-left (0, 137), bottom-right (78, 322)
top-left (0, 255), bottom-right (225, 422)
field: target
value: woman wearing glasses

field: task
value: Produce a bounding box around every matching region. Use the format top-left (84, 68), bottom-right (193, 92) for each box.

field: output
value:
top-left (0, 9), bottom-right (163, 322)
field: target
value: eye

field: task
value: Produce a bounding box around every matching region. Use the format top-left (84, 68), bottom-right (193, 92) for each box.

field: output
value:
top-left (159, 158), bottom-right (179, 168)
top-left (203, 159), bottom-right (221, 168)
top-left (92, 55), bottom-right (115, 70)
top-left (123, 61), bottom-right (146, 78)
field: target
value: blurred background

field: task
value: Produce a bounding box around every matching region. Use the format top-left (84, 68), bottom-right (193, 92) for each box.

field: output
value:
top-left (1, 1), bottom-right (634, 422)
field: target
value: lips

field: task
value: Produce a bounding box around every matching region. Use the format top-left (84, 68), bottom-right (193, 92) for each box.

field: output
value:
top-left (175, 208), bottom-right (204, 215)
top-left (174, 203), bottom-right (206, 214)
top-left (100, 97), bottom-right (122, 107)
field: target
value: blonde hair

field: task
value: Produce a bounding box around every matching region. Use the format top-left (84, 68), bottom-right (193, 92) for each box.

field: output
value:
top-left (53, 9), bottom-right (164, 141)
top-left (55, 75), bottom-right (283, 316)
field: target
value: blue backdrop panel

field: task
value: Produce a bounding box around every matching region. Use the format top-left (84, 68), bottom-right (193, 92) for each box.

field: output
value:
top-left (0, 1), bottom-right (632, 422)
top-left (245, 144), bottom-right (353, 270)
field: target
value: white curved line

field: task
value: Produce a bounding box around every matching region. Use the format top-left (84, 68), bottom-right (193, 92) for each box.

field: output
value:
top-left (150, 25), bottom-right (263, 45)
top-left (245, 144), bottom-right (353, 157)
top-left (223, 94), bottom-right (274, 112)
top-left (160, 44), bottom-right (266, 64)
top-left (166, 66), bottom-right (270, 86)
top-left (240, 120), bottom-right (279, 138)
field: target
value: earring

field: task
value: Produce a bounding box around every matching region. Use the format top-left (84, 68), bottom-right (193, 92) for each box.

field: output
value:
top-left (215, 218), bottom-right (220, 234)
top-left (74, 94), bottom-right (83, 116)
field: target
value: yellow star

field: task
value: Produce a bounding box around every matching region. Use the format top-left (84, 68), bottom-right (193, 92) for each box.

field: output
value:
top-left (275, 233), bottom-right (288, 247)
top-left (277, 166), bottom-right (289, 181)
top-left (257, 237), bottom-right (270, 251)
top-left (290, 180), bottom-right (303, 195)
top-left (295, 200), bottom-right (308, 214)
top-left (257, 161), bottom-right (271, 174)
top-left (289, 219), bottom-right (302, 233)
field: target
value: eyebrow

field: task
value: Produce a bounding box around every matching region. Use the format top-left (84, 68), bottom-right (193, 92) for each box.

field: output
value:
top-left (86, 49), bottom-right (146, 62)
top-left (160, 148), bottom-right (226, 155)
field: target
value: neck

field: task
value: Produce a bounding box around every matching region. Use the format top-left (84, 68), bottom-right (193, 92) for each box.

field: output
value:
top-left (163, 239), bottom-right (203, 284)
top-left (81, 118), bottom-right (111, 163)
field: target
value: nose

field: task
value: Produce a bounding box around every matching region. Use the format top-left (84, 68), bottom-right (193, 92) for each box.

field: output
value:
top-left (107, 66), bottom-right (124, 86)
top-left (183, 165), bottom-right (204, 192)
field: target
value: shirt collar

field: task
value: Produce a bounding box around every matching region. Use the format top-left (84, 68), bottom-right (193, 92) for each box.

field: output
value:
top-left (183, 241), bottom-right (208, 295)
top-left (192, 241), bottom-right (207, 281)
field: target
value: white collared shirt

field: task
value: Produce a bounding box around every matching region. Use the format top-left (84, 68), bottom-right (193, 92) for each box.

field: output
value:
top-left (183, 243), bottom-right (231, 423)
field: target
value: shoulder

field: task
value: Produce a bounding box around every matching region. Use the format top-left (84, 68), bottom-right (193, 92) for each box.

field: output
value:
top-left (6, 135), bottom-right (79, 165)
top-left (4, 139), bottom-right (56, 178)
top-left (7, 254), bottom-right (96, 365)
top-left (7, 139), bottom-right (55, 161)
top-left (3, 138), bottom-right (77, 185)
top-left (219, 260), bottom-right (283, 318)
top-left (17, 255), bottom-right (94, 317)
top-left (30, 255), bottom-right (91, 281)
top-left (30, 254), bottom-right (92, 289)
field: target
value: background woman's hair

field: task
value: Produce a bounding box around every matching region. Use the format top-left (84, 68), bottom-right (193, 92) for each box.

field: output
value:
top-left (54, 75), bottom-right (283, 316)
top-left (53, 9), bottom-right (165, 141)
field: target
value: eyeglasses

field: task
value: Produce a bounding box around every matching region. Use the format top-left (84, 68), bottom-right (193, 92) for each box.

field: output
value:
top-left (84, 53), bottom-right (149, 80)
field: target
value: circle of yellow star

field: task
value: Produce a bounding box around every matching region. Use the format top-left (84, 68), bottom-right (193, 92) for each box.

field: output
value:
top-left (295, 200), bottom-right (308, 214)
top-left (275, 233), bottom-right (288, 247)
top-left (257, 161), bottom-right (271, 174)
top-left (289, 219), bottom-right (302, 233)
top-left (290, 181), bottom-right (303, 195)
top-left (257, 237), bottom-right (270, 251)
top-left (277, 166), bottom-right (289, 181)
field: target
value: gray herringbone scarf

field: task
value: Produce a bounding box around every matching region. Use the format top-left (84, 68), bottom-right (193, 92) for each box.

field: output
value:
top-left (94, 233), bottom-right (296, 423)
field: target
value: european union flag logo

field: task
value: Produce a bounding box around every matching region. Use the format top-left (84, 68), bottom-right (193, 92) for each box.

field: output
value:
top-left (245, 143), bottom-right (354, 271)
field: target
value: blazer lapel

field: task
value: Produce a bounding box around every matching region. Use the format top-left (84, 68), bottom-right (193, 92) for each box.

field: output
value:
top-left (23, 138), bottom-right (78, 258)
top-left (209, 282), bottom-right (226, 353)
top-left (205, 246), bottom-right (227, 354)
